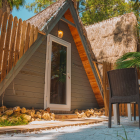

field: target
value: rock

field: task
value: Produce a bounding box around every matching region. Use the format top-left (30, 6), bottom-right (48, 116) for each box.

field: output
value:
top-left (21, 107), bottom-right (26, 114)
top-left (39, 110), bottom-right (44, 113)
top-left (31, 118), bottom-right (35, 121)
top-left (13, 106), bottom-right (21, 112)
top-left (26, 110), bottom-right (35, 117)
top-left (81, 112), bottom-right (86, 118)
top-left (85, 109), bottom-right (91, 117)
top-left (89, 109), bottom-right (94, 115)
top-left (0, 106), bottom-right (7, 113)
top-left (94, 111), bottom-right (99, 114)
top-left (45, 107), bottom-right (50, 113)
top-left (4, 110), bottom-right (13, 116)
top-left (1, 115), bottom-right (8, 121)
top-left (35, 112), bottom-right (42, 119)
top-left (75, 109), bottom-right (78, 114)
top-left (37, 112), bottom-right (42, 119)
top-left (76, 112), bottom-right (82, 118)
top-left (82, 110), bottom-right (85, 113)
top-left (78, 110), bottom-right (82, 113)
top-left (50, 113), bottom-right (55, 120)
top-left (35, 118), bottom-right (41, 121)
top-left (13, 112), bottom-right (21, 117)
top-left (94, 108), bottom-right (98, 111)
top-left (42, 112), bottom-right (51, 120)
top-left (22, 114), bottom-right (31, 121)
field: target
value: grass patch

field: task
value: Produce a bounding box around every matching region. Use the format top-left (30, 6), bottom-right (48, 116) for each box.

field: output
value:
top-left (0, 115), bottom-right (29, 127)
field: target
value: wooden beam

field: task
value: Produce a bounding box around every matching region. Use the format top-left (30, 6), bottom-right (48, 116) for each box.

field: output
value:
top-left (68, 0), bottom-right (104, 98)
top-left (61, 17), bottom-right (76, 27)
top-left (0, 34), bottom-right (45, 96)
top-left (38, 31), bottom-right (46, 35)
top-left (93, 60), bottom-right (103, 65)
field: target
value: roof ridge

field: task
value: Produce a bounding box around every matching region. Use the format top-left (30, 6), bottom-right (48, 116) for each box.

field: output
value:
top-left (26, 0), bottom-right (66, 22)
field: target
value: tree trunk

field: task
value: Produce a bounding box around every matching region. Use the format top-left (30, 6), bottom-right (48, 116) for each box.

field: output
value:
top-left (1, 0), bottom-right (10, 14)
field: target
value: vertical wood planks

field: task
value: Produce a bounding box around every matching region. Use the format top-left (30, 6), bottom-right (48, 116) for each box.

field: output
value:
top-left (0, 9), bottom-right (3, 32)
top-left (119, 104), bottom-right (122, 116)
top-left (103, 62), bottom-right (111, 116)
top-left (19, 21), bottom-right (27, 59)
top-left (24, 23), bottom-right (31, 53)
top-left (103, 62), bottom-right (108, 116)
top-left (14, 18), bottom-right (22, 66)
top-left (29, 25), bottom-right (34, 48)
top-left (0, 12), bottom-right (8, 72)
top-left (122, 104), bottom-right (125, 116)
top-left (125, 104), bottom-right (128, 116)
top-left (0, 12), bottom-right (39, 84)
top-left (1, 14), bottom-right (13, 81)
top-left (34, 27), bottom-right (38, 42)
top-left (8, 16), bottom-right (18, 72)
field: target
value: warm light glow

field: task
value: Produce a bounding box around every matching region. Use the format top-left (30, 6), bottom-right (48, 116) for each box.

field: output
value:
top-left (58, 30), bottom-right (63, 38)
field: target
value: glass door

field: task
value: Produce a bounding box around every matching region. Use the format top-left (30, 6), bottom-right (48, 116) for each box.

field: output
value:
top-left (44, 34), bottom-right (71, 111)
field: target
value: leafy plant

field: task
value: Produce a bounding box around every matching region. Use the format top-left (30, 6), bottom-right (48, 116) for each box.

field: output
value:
top-left (81, 0), bottom-right (131, 25)
top-left (0, 115), bottom-right (28, 127)
top-left (115, 52), bottom-right (140, 69)
top-left (0, 0), bottom-right (25, 13)
top-left (26, 0), bottom-right (56, 13)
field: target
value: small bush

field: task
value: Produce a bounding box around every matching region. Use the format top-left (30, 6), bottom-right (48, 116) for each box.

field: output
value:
top-left (0, 116), bottom-right (29, 127)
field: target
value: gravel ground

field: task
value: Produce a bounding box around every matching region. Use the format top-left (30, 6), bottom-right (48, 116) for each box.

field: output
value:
top-left (0, 117), bottom-right (140, 140)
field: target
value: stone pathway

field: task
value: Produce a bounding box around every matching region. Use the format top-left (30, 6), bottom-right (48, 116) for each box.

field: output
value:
top-left (0, 117), bottom-right (107, 134)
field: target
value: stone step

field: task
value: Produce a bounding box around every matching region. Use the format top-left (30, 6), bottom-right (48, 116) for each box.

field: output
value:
top-left (50, 110), bottom-right (74, 114)
top-left (55, 114), bottom-right (77, 120)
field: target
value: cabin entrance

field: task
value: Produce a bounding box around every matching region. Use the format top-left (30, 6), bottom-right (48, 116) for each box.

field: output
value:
top-left (44, 34), bottom-right (71, 111)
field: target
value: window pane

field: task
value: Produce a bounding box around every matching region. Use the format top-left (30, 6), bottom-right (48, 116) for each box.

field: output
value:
top-left (50, 41), bottom-right (67, 104)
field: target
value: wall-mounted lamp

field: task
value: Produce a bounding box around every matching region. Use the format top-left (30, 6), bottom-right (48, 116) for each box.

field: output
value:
top-left (58, 30), bottom-right (63, 38)
top-left (58, 21), bottom-right (63, 38)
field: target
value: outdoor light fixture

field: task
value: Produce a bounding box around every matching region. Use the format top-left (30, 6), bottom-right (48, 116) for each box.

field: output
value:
top-left (58, 21), bottom-right (63, 38)
top-left (58, 30), bottom-right (63, 38)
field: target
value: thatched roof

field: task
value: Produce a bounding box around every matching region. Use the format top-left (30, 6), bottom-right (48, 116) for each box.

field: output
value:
top-left (85, 12), bottom-right (137, 77)
top-left (26, 0), bottom-right (66, 30)
top-left (85, 12), bottom-right (137, 64)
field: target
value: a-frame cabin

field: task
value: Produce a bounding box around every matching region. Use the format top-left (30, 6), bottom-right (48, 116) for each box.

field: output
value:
top-left (0, 0), bottom-right (104, 111)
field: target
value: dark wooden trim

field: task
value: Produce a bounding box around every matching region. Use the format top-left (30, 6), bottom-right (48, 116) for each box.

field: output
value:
top-left (68, 0), bottom-right (103, 98)
top-left (0, 34), bottom-right (45, 96)
top-left (61, 17), bottom-right (76, 27)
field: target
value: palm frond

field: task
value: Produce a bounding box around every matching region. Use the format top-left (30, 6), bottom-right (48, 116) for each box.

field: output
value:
top-left (115, 52), bottom-right (140, 69)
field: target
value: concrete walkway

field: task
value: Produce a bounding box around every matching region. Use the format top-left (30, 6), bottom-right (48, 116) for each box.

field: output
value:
top-left (0, 117), bottom-right (108, 134)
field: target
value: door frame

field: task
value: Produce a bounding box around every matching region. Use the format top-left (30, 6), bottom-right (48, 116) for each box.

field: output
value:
top-left (44, 34), bottom-right (71, 111)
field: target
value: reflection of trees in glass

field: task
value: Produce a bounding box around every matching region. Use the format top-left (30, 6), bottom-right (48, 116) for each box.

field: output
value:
top-left (50, 42), bottom-right (67, 104)
top-left (51, 43), bottom-right (66, 83)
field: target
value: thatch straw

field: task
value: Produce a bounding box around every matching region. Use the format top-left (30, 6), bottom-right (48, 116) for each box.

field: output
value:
top-left (26, 0), bottom-right (66, 30)
top-left (85, 13), bottom-right (137, 76)
top-left (85, 12), bottom-right (137, 64)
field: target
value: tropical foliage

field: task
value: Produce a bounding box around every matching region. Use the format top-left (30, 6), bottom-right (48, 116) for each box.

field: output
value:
top-left (0, 0), bottom-right (25, 13)
top-left (115, 1), bottom-right (140, 69)
top-left (115, 52), bottom-right (140, 69)
top-left (81, 0), bottom-right (132, 25)
top-left (26, 0), bottom-right (56, 13)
